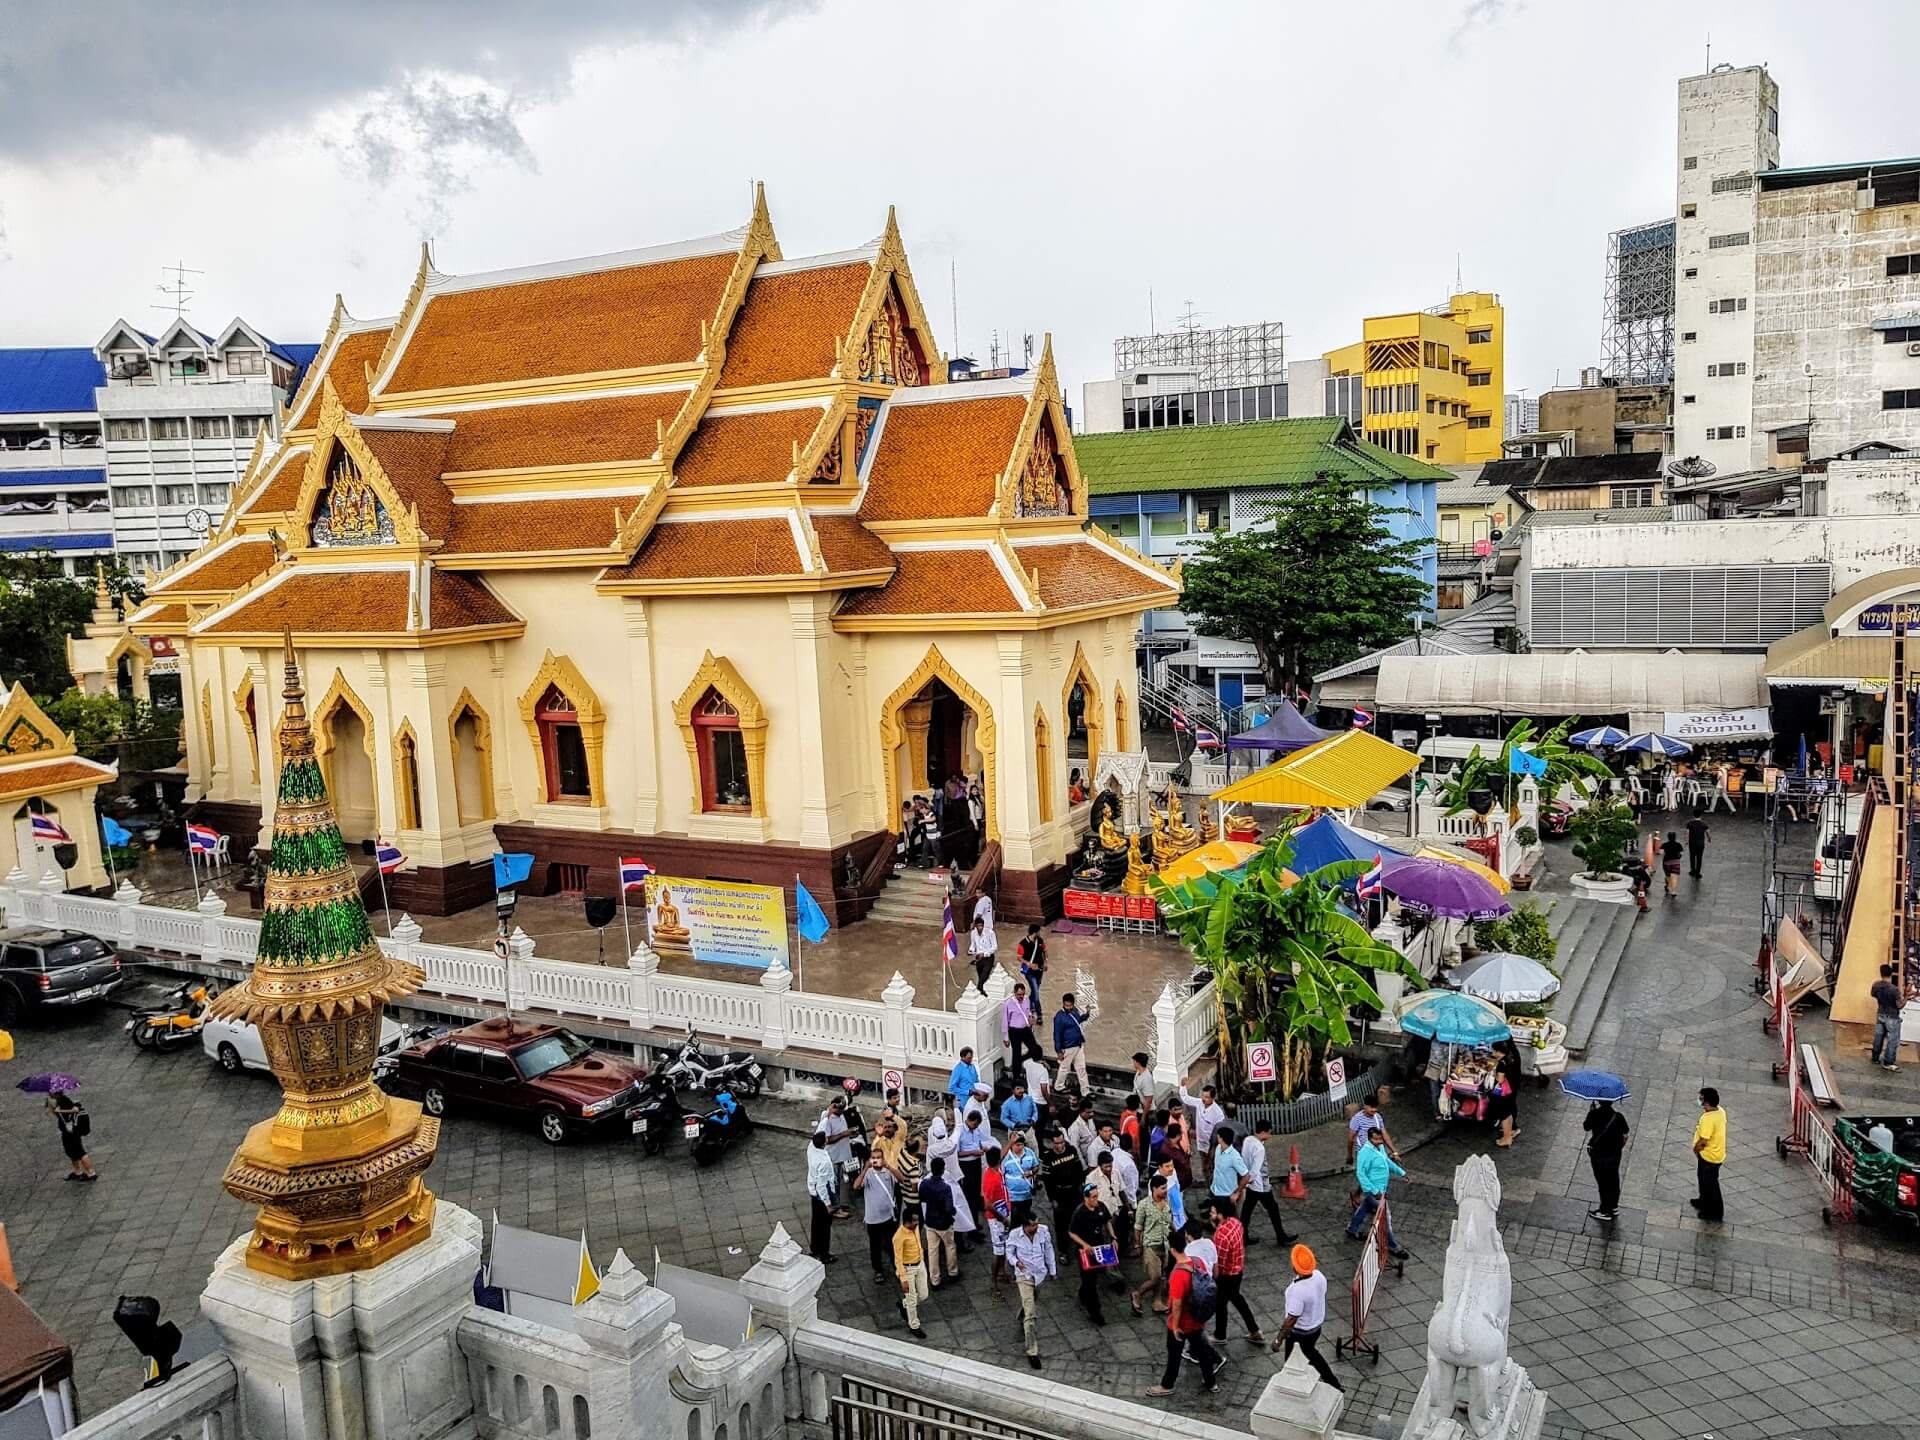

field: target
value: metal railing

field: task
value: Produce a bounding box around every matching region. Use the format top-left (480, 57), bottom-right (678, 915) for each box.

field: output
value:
top-left (831, 1379), bottom-right (1073, 1440)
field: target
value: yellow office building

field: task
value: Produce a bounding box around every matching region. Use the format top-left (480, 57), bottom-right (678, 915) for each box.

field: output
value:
top-left (1323, 291), bottom-right (1504, 465)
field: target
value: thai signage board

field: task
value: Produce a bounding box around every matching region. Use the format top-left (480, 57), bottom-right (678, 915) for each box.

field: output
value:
top-left (642, 876), bottom-right (787, 970)
top-left (1661, 708), bottom-right (1773, 742)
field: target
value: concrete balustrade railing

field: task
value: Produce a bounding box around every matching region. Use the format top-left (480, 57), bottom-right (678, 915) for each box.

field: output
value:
top-left (60, 1354), bottom-right (239, 1440)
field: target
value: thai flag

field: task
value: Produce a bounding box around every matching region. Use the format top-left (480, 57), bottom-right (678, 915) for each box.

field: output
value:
top-left (1357, 852), bottom-right (1385, 899)
top-left (1352, 708), bottom-right (1374, 729)
top-left (618, 856), bottom-right (654, 891)
top-left (186, 823), bottom-right (220, 855)
top-left (29, 813), bottom-right (70, 844)
top-left (941, 893), bottom-right (958, 966)
top-left (1193, 727), bottom-right (1222, 750)
top-left (376, 839), bottom-right (406, 874)
top-left (1169, 706), bottom-right (1191, 734)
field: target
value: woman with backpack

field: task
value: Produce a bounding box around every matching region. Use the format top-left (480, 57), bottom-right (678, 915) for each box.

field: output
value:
top-left (48, 1092), bottom-right (95, 1181)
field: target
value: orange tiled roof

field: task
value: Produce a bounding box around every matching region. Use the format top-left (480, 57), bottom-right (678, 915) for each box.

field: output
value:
top-left (604, 518), bottom-right (802, 582)
top-left (431, 571), bottom-right (519, 628)
top-left (441, 496), bottom-right (628, 556)
top-left (717, 263), bottom-right (871, 389)
top-left (149, 535), bottom-right (276, 597)
top-left (204, 569), bottom-right (518, 635)
top-left (290, 327), bottom-right (391, 426)
top-left (674, 408), bottom-right (821, 488)
top-left (0, 757), bottom-right (113, 799)
top-left (858, 395), bottom-right (1027, 522)
top-left (359, 428), bottom-right (454, 539)
top-left (837, 549), bottom-right (1019, 617)
top-left (127, 603), bottom-right (191, 631)
top-left (435, 392), bottom-right (687, 473)
top-left (810, 516), bottom-right (896, 575)
top-left (385, 253), bottom-right (738, 393)
top-left (1012, 540), bottom-right (1178, 610)
top-left (237, 447), bottom-right (311, 518)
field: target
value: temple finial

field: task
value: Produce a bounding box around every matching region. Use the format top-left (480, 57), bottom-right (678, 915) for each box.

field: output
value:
top-left (280, 628), bottom-right (306, 720)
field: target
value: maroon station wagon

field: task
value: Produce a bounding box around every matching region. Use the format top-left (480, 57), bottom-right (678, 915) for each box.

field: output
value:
top-left (383, 1019), bottom-right (647, 1145)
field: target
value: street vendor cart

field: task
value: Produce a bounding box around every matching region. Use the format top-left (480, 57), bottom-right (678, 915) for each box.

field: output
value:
top-left (1393, 990), bottom-right (1513, 1125)
top-left (1448, 951), bottom-right (1569, 1082)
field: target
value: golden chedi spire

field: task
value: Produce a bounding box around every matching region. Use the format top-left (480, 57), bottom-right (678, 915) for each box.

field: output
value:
top-left (210, 631), bottom-right (440, 1277)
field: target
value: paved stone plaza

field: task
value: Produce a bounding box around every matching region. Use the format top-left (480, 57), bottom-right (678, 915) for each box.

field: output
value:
top-left (4, 813), bottom-right (1918, 1437)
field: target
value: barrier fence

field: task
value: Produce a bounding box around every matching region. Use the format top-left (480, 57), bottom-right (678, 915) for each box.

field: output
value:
top-left (1335, 1193), bottom-right (1400, 1364)
top-left (1774, 1011), bottom-right (1855, 1225)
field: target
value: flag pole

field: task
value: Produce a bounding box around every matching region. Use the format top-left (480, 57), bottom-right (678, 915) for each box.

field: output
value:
top-left (792, 871), bottom-right (804, 993)
top-left (186, 838), bottom-right (202, 903)
top-left (620, 879), bottom-right (633, 962)
top-left (102, 826), bottom-right (116, 890)
top-left (374, 844), bottom-right (394, 936)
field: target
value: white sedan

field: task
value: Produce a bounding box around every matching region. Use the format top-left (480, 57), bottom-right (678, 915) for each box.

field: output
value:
top-left (203, 1013), bottom-right (411, 1073)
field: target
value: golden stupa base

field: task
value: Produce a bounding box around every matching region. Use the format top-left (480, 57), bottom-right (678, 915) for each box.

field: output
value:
top-left (222, 1103), bottom-right (441, 1280)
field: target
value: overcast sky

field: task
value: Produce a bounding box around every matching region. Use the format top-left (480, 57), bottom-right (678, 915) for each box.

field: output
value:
top-left (2, 0), bottom-right (1915, 407)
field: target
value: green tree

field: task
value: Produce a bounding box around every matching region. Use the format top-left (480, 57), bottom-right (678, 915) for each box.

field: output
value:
top-left (1569, 802), bottom-right (1638, 881)
top-left (1439, 717), bottom-right (1614, 815)
top-left (0, 553), bottom-right (95, 696)
top-left (1178, 474), bottom-right (1431, 693)
top-left (1153, 826), bottom-right (1424, 1097)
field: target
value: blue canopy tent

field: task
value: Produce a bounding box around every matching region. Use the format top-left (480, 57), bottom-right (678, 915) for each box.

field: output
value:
top-left (1289, 812), bottom-right (1411, 876)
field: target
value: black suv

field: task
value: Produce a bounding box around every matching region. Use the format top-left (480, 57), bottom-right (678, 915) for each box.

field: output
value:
top-left (0, 929), bottom-right (127, 1025)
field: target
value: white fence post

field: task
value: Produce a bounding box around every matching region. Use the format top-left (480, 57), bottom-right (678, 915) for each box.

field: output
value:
top-left (389, 912), bottom-right (422, 970)
top-left (953, 979), bottom-right (992, 1075)
top-left (1152, 984), bottom-right (1181, 1092)
top-left (760, 956), bottom-right (791, 1053)
top-left (979, 967), bottom-right (1012, 1070)
top-left (880, 972), bottom-right (914, 1073)
top-left (628, 941), bottom-right (659, 1031)
top-left (507, 926), bottom-right (534, 1013)
top-left (111, 879), bottom-right (144, 948)
top-left (196, 891), bottom-right (228, 962)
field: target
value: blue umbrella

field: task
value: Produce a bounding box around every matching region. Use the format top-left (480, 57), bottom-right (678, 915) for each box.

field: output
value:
top-left (1559, 1069), bottom-right (1630, 1102)
top-left (1612, 732), bottom-right (1691, 758)
top-left (1395, 990), bottom-right (1512, 1045)
top-left (1568, 725), bottom-right (1628, 749)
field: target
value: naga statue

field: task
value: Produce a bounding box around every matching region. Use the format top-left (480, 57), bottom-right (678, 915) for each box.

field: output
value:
top-left (1400, 1155), bottom-right (1545, 1440)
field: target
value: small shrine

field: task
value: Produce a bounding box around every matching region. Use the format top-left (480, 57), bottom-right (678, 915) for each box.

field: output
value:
top-left (0, 683), bottom-right (116, 891)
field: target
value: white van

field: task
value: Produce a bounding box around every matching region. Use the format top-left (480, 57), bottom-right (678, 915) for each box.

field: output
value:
top-left (1812, 792), bottom-right (1869, 902)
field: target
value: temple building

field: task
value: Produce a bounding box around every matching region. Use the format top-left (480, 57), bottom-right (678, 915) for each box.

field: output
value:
top-left (127, 191), bottom-right (1178, 919)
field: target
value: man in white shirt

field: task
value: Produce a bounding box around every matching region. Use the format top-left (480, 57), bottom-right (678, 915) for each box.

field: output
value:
top-left (805, 1131), bottom-right (839, 1263)
top-left (1065, 1099), bottom-right (1101, 1170)
top-left (1022, 1055), bottom-right (1053, 1108)
top-left (817, 1097), bottom-right (854, 1216)
top-left (1271, 1243), bottom-right (1342, 1391)
top-left (1002, 1216), bottom-right (1056, 1370)
top-left (1240, 1118), bottom-right (1292, 1245)
top-left (1179, 1077), bottom-right (1226, 1181)
top-left (1185, 1224), bottom-right (1217, 1276)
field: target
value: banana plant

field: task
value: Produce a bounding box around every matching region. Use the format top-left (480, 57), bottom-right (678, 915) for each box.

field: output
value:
top-left (1152, 831), bottom-right (1424, 1097)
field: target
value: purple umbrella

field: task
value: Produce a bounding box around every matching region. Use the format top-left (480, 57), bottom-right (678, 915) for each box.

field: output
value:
top-left (15, 1073), bottom-right (80, 1094)
top-left (1379, 856), bottom-right (1511, 922)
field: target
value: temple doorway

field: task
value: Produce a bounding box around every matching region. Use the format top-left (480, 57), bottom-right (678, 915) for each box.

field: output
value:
top-left (319, 701), bottom-right (376, 843)
top-left (880, 648), bottom-right (998, 850)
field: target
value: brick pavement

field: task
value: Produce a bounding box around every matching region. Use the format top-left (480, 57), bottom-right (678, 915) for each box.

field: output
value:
top-left (4, 811), bottom-right (1919, 1436)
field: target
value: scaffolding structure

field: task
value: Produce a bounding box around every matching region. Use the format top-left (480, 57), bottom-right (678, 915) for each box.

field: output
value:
top-left (1112, 319), bottom-right (1286, 388)
top-left (1600, 219), bottom-right (1675, 384)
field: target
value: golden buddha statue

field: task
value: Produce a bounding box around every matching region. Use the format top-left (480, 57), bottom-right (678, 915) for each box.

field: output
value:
top-left (1098, 813), bottom-right (1127, 852)
top-left (650, 885), bottom-right (692, 950)
top-left (1198, 805), bottom-right (1219, 845)
top-left (1122, 832), bottom-right (1153, 896)
top-left (1161, 783), bottom-right (1199, 858)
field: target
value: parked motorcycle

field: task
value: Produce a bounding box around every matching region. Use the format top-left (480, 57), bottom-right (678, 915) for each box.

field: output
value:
top-left (126, 981), bottom-right (214, 1052)
top-left (660, 1029), bottom-right (765, 1096)
top-left (690, 1089), bottom-right (751, 1167)
top-left (630, 1071), bottom-right (685, 1157)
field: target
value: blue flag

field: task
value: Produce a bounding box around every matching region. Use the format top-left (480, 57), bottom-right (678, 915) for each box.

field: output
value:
top-left (101, 816), bottom-right (133, 847)
top-left (492, 852), bottom-right (534, 890)
top-left (794, 879), bottom-right (830, 944)
top-left (1507, 748), bottom-right (1548, 778)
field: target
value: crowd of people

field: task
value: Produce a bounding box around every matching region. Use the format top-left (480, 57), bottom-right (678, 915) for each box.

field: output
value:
top-left (800, 1045), bottom-right (1379, 1399)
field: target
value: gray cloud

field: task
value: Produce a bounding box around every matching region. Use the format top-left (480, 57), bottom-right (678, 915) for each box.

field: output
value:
top-left (338, 75), bottom-right (538, 237)
top-left (1448, 0), bottom-right (1521, 50)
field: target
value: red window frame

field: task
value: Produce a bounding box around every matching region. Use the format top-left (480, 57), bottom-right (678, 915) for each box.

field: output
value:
top-left (691, 688), bottom-right (748, 813)
top-left (534, 686), bottom-right (590, 802)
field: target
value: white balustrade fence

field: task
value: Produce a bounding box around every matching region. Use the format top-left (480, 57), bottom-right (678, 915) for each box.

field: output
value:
top-left (0, 872), bottom-right (1218, 1079)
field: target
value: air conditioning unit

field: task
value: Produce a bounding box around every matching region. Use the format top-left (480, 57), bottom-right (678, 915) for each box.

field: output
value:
top-left (1907, 341), bottom-right (1920, 358)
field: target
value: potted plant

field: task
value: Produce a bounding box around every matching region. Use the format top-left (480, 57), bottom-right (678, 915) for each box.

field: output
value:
top-left (1567, 801), bottom-right (1638, 902)
top-left (1513, 824), bottom-right (1538, 849)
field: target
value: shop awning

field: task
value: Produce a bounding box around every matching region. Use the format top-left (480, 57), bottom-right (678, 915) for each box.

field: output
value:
top-left (1374, 651), bottom-right (1767, 717)
top-left (1765, 622), bottom-right (1919, 688)
top-left (1210, 729), bottom-right (1419, 808)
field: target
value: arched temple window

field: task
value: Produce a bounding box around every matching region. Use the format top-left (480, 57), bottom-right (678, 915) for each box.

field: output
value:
top-left (535, 685), bottom-right (591, 802)
top-left (1034, 706), bottom-right (1054, 824)
top-left (394, 726), bottom-right (422, 830)
top-left (450, 695), bottom-right (495, 824)
top-left (693, 688), bottom-right (751, 812)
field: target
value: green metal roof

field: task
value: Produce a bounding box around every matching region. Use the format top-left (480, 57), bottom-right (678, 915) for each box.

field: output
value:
top-left (1074, 417), bottom-right (1451, 496)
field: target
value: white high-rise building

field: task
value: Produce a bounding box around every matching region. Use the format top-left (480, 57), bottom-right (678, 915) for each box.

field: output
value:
top-left (1672, 64), bottom-right (1780, 477)
top-left (93, 317), bottom-right (315, 573)
top-left (1504, 393), bottom-right (1539, 437)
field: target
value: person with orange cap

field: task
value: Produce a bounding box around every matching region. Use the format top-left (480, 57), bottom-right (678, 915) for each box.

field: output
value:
top-left (1271, 1244), bottom-right (1342, 1391)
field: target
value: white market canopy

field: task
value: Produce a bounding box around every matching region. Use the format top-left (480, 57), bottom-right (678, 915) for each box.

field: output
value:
top-left (1374, 650), bottom-right (1767, 718)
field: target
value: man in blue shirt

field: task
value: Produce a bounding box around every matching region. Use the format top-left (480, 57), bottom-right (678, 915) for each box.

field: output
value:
top-left (1000, 1133), bottom-right (1040, 1224)
top-left (1347, 1128), bottom-right (1411, 1259)
top-left (954, 1110), bottom-right (989, 1249)
top-left (998, 1083), bottom-right (1039, 1148)
top-left (948, 1048), bottom-right (979, 1113)
top-left (1053, 993), bottom-right (1091, 1097)
top-left (1208, 1125), bottom-right (1250, 1211)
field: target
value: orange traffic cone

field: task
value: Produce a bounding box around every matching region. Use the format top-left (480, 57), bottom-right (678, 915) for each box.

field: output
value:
top-left (1281, 1144), bottom-right (1307, 1200)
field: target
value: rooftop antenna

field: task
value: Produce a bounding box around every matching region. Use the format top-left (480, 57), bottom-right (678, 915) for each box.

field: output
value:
top-left (1149, 288), bottom-right (1156, 336)
top-left (1022, 333), bottom-right (1035, 367)
top-left (1705, 32), bottom-right (1711, 70)
top-left (1177, 300), bottom-right (1203, 336)
top-left (950, 259), bottom-right (959, 358)
top-left (153, 261), bottom-right (204, 320)
top-left (1455, 253), bottom-right (1463, 294)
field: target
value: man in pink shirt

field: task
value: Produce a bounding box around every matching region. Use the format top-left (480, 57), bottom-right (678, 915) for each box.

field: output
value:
top-left (1003, 981), bottom-right (1042, 1071)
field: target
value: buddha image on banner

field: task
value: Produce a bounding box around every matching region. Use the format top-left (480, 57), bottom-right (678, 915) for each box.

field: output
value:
top-left (643, 875), bottom-right (787, 970)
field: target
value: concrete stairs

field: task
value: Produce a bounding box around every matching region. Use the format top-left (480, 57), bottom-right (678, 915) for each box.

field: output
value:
top-left (866, 866), bottom-right (953, 926)
top-left (1542, 896), bottom-right (1638, 1057)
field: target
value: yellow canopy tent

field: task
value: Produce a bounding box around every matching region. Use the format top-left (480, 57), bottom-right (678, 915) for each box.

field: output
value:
top-left (1155, 839), bottom-right (1293, 887)
top-left (1208, 729), bottom-right (1420, 810)
top-left (1413, 846), bottom-right (1511, 894)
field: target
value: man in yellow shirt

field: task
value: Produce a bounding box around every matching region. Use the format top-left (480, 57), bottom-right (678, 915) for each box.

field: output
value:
top-left (893, 1208), bottom-right (930, 1339)
top-left (1690, 1087), bottom-right (1726, 1222)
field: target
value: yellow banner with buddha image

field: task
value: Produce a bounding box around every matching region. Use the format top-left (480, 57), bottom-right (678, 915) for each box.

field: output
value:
top-left (642, 875), bottom-right (788, 970)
